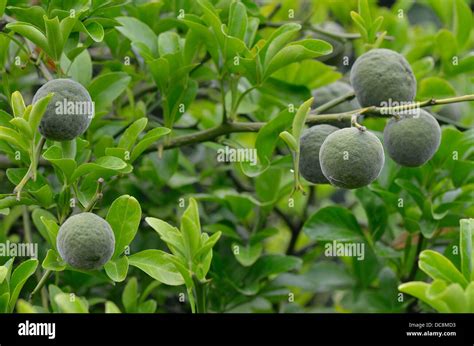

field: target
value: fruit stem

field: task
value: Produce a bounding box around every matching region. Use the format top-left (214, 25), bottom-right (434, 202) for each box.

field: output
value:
top-left (351, 114), bottom-right (366, 131)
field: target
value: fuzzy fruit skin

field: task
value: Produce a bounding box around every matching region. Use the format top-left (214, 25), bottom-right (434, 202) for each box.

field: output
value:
top-left (383, 109), bottom-right (441, 167)
top-left (350, 49), bottom-right (416, 107)
top-left (57, 212), bottom-right (115, 270)
top-left (299, 125), bottom-right (339, 184)
top-left (32, 78), bottom-right (93, 141)
top-left (319, 128), bottom-right (385, 189)
top-left (312, 81), bottom-right (360, 128)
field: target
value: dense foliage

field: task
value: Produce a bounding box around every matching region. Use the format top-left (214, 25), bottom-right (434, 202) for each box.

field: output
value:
top-left (0, 0), bottom-right (473, 314)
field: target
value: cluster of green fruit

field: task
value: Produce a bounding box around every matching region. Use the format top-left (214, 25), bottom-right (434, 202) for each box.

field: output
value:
top-left (300, 49), bottom-right (442, 189)
top-left (32, 79), bottom-right (112, 270)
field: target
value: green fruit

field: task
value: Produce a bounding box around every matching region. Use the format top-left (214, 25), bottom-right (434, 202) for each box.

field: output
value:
top-left (350, 49), bottom-right (416, 107)
top-left (314, 22), bottom-right (353, 69)
top-left (436, 103), bottom-right (462, 121)
top-left (407, 3), bottom-right (441, 29)
top-left (299, 124), bottom-right (339, 184)
top-left (319, 128), bottom-right (385, 189)
top-left (32, 78), bottom-right (93, 141)
top-left (57, 212), bottom-right (115, 270)
top-left (383, 109), bottom-right (441, 167)
top-left (312, 81), bottom-right (360, 128)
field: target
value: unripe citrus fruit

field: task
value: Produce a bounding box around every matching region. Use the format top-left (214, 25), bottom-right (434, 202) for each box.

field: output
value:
top-left (299, 124), bottom-right (339, 184)
top-left (312, 81), bottom-right (360, 128)
top-left (350, 49), bottom-right (416, 107)
top-left (319, 128), bottom-right (385, 189)
top-left (383, 109), bottom-right (441, 167)
top-left (32, 78), bottom-right (93, 141)
top-left (437, 103), bottom-right (462, 121)
top-left (314, 22), bottom-right (352, 68)
top-left (57, 212), bottom-right (115, 270)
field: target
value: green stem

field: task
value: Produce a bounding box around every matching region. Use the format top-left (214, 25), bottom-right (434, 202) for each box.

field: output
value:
top-left (142, 93), bottom-right (474, 152)
top-left (22, 206), bottom-right (49, 309)
top-left (192, 276), bottom-right (208, 313)
top-left (60, 140), bottom-right (76, 159)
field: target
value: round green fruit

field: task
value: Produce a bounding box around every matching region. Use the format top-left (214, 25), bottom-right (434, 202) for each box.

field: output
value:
top-left (32, 78), bottom-right (93, 141)
top-left (314, 22), bottom-right (353, 69)
top-left (312, 81), bottom-right (360, 128)
top-left (319, 128), bottom-right (385, 189)
top-left (350, 48), bottom-right (416, 107)
top-left (383, 109), bottom-right (441, 167)
top-left (299, 124), bottom-right (339, 184)
top-left (437, 103), bottom-right (462, 121)
top-left (57, 212), bottom-right (115, 270)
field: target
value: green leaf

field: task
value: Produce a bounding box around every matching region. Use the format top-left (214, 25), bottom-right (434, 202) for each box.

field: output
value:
top-left (292, 97), bottom-right (314, 143)
top-left (279, 131), bottom-right (298, 152)
top-left (158, 32), bottom-right (181, 56)
top-left (303, 206), bottom-right (364, 241)
top-left (233, 242), bottom-right (262, 267)
top-left (0, 0), bottom-right (6, 16)
top-left (6, 22), bottom-right (51, 57)
top-left (71, 156), bottom-right (128, 182)
top-left (418, 77), bottom-right (456, 100)
top-left (106, 195), bottom-right (142, 258)
top-left (260, 23), bottom-right (301, 65)
top-left (255, 108), bottom-right (293, 165)
top-left (83, 20), bottom-right (105, 42)
top-left (44, 16), bottom-right (62, 61)
top-left (105, 301), bottom-right (121, 313)
top-left (29, 92), bottom-right (53, 132)
top-left (42, 249), bottom-right (66, 271)
top-left (453, 0), bottom-right (472, 49)
top-left (460, 219), bottom-right (473, 281)
top-left (40, 217), bottom-right (59, 251)
top-left (412, 57), bottom-right (435, 80)
top-left (130, 127), bottom-right (171, 162)
top-left (42, 145), bottom-right (77, 184)
top-left (0, 126), bottom-right (29, 152)
top-left (122, 277), bottom-right (138, 313)
top-left (118, 118), bottom-right (148, 151)
top-left (146, 217), bottom-right (186, 258)
top-left (264, 39), bottom-right (333, 78)
top-left (54, 293), bottom-right (89, 313)
top-left (419, 250), bottom-right (468, 288)
top-left (9, 259), bottom-right (38, 312)
top-left (104, 256), bottom-right (129, 283)
top-left (350, 11), bottom-right (368, 42)
top-left (10, 118), bottom-right (33, 140)
top-left (435, 29), bottom-right (457, 69)
top-left (228, 1), bottom-right (248, 40)
top-left (358, 0), bottom-right (372, 26)
top-left (128, 250), bottom-right (185, 286)
top-left (11, 91), bottom-right (26, 118)
top-left (0, 292), bottom-right (10, 313)
top-left (116, 16), bottom-right (158, 57)
top-left (88, 72), bottom-right (131, 112)
top-left (399, 281), bottom-right (449, 312)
